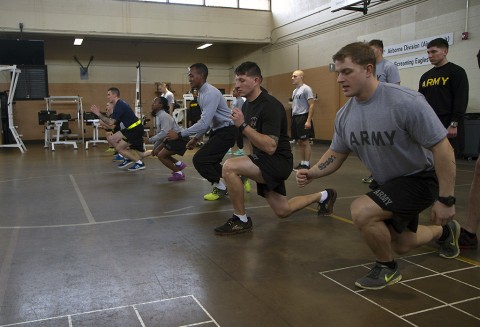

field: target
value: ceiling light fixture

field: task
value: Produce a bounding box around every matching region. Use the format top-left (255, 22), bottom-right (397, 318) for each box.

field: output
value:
top-left (74, 38), bottom-right (83, 46)
top-left (197, 43), bottom-right (212, 50)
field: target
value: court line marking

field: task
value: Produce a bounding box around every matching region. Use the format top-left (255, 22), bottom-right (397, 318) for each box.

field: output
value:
top-left (320, 272), bottom-right (418, 326)
top-left (69, 174), bottom-right (96, 224)
top-left (0, 229), bottom-right (19, 320)
top-left (319, 253), bottom-right (480, 324)
top-left (0, 295), bottom-right (220, 327)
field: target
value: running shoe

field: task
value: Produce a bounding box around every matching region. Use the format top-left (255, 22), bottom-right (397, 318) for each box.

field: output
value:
top-left (204, 187), bottom-right (228, 201)
top-left (240, 176), bottom-right (251, 193)
top-left (294, 163), bottom-right (310, 170)
top-left (362, 175), bottom-right (373, 183)
top-left (458, 228), bottom-right (478, 249)
top-left (176, 162), bottom-right (187, 171)
top-left (438, 220), bottom-right (461, 258)
top-left (117, 159), bottom-right (133, 168)
top-left (127, 162), bottom-right (145, 171)
top-left (317, 189), bottom-right (337, 216)
top-left (112, 154), bottom-right (124, 162)
top-left (214, 215), bottom-right (252, 235)
top-left (355, 262), bottom-right (402, 290)
top-left (168, 172), bottom-right (185, 181)
top-left (226, 148), bottom-right (233, 155)
top-left (233, 149), bottom-right (244, 156)
top-left (244, 179), bottom-right (251, 193)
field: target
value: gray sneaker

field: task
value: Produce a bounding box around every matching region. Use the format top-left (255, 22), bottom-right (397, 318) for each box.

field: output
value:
top-left (439, 220), bottom-right (461, 259)
top-left (355, 262), bottom-right (402, 290)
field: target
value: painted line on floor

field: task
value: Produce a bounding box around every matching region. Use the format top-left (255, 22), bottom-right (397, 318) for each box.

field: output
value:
top-left (69, 174), bottom-right (96, 224)
top-left (0, 295), bottom-right (219, 327)
top-left (320, 252), bottom-right (480, 324)
top-left (320, 272), bottom-right (417, 326)
top-left (0, 229), bottom-right (20, 315)
top-left (164, 206), bottom-right (194, 214)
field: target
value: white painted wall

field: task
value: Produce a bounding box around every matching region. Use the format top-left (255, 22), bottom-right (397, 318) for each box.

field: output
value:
top-left (263, 0), bottom-right (480, 112)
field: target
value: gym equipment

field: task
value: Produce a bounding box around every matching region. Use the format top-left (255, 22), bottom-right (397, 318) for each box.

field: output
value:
top-left (44, 96), bottom-right (83, 150)
top-left (0, 65), bottom-right (27, 153)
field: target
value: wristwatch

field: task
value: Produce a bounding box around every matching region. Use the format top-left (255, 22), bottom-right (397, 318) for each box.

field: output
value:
top-left (437, 196), bottom-right (456, 207)
top-left (450, 121), bottom-right (458, 128)
top-left (238, 122), bottom-right (248, 133)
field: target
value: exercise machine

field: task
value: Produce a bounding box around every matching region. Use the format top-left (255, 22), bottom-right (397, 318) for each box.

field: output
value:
top-left (0, 65), bottom-right (27, 153)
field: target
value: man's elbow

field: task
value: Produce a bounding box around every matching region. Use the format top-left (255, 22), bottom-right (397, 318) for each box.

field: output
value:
top-left (265, 144), bottom-right (277, 155)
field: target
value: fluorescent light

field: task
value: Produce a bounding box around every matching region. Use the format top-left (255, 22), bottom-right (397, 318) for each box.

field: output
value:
top-left (197, 43), bottom-right (212, 50)
top-left (74, 38), bottom-right (83, 46)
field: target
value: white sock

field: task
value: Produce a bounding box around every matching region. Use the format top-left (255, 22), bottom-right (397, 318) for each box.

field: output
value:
top-left (304, 161), bottom-right (310, 166)
top-left (234, 213), bottom-right (248, 222)
top-left (175, 161), bottom-right (183, 167)
top-left (174, 171), bottom-right (183, 175)
top-left (135, 160), bottom-right (143, 164)
top-left (319, 190), bottom-right (328, 203)
top-left (214, 180), bottom-right (226, 190)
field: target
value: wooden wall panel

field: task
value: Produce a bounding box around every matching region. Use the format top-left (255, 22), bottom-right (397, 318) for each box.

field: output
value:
top-left (263, 65), bottom-right (341, 142)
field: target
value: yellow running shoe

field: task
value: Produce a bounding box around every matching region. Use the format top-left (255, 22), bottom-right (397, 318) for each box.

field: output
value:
top-left (244, 179), bottom-right (251, 193)
top-left (204, 187), bottom-right (228, 201)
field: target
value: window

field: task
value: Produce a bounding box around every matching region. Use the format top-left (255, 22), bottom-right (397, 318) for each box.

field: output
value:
top-left (135, 0), bottom-right (270, 11)
top-left (169, 0), bottom-right (203, 4)
top-left (239, 0), bottom-right (269, 10)
top-left (206, 0), bottom-right (237, 8)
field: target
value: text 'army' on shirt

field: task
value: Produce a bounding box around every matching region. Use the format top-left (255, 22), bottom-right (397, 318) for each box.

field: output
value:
top-left (350, 130), bottom-right (396, 146)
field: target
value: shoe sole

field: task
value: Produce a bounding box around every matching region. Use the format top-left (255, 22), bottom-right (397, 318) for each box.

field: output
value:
top-left (118, 163), bottom-right (133, 168)
top-left (318, 189), bottom-right (337, 216)
top-left (214, 228), bottom-right (252, 236)
top-left (439, 220), bottom-right (461, 259)
top-left (354, 274), bottom-right (402, 290)
top-left (128, 166), bottom-right (145, 171)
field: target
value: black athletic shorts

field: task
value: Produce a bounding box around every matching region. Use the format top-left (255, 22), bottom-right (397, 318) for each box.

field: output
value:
top-left (122, 125), bottom-right (145, 152)
top-left (248, 152), bottom-right (293, 197)
top-left (366, 170), bottom-right (439, 233)
top-left (291, 113), bottom-right (315, 140)
top-left (164, 136), bottom-right (189, 156)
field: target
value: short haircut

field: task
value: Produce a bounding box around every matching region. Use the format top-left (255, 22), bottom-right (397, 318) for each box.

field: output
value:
top-left (332, 42), bottom-right (376, 72)
top-left (368, 39), bottom-right (384, 49)
top-left (234, 61), bottom-right (263, 79)
top-left (190, 63), bottom-right (209, 79)
top-left (427, 38), bottom-right (449, 49)
top-left (108, 87), bottom-right (120, 97)
top-left (154, 96), bottom-right (169, 111)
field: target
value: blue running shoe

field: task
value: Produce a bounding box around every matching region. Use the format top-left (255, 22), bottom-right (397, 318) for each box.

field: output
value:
top-left (128, 162), bottom-right (146, 171)
top-left (117, 159), bottom-right (133, 168)
top-left (112, 154), bottom-right (124, 162)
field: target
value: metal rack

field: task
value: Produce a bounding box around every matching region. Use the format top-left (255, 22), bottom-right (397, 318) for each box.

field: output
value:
top-left (44, 96), bottom-right (83, 150)
top-left (0, 65), bottom-right (27, 153)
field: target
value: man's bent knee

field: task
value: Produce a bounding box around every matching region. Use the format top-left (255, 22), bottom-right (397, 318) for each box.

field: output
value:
top-left (350, 197), bottom-right (376, 229)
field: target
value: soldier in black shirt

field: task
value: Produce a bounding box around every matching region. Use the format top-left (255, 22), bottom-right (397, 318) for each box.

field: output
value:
top-left (214, 62), bottom-right (336, 235)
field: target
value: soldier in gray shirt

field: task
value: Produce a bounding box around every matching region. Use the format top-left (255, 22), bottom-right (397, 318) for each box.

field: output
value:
top-left (296, 42), bottom-right (459, 290)
top-left (167, 63), bottom-right (236, 200)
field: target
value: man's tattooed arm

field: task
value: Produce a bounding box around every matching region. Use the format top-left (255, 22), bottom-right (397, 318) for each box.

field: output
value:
top-left (317, 155), bottom-right (336, 170)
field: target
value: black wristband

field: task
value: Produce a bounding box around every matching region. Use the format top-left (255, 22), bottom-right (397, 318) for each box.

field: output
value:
top-left (238, 122), bottom-right (248, 133)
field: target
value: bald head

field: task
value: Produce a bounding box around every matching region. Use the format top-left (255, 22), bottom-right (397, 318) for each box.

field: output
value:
top-left (292, 70), bottom-right (305, 86)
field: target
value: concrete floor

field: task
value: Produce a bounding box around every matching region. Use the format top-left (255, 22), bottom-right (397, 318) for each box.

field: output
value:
top-left (0, 142), bottom-right (478, 327)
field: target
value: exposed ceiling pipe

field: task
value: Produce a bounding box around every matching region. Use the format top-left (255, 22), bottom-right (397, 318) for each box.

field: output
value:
top-left (462, 0), bottom-right (469, 40)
